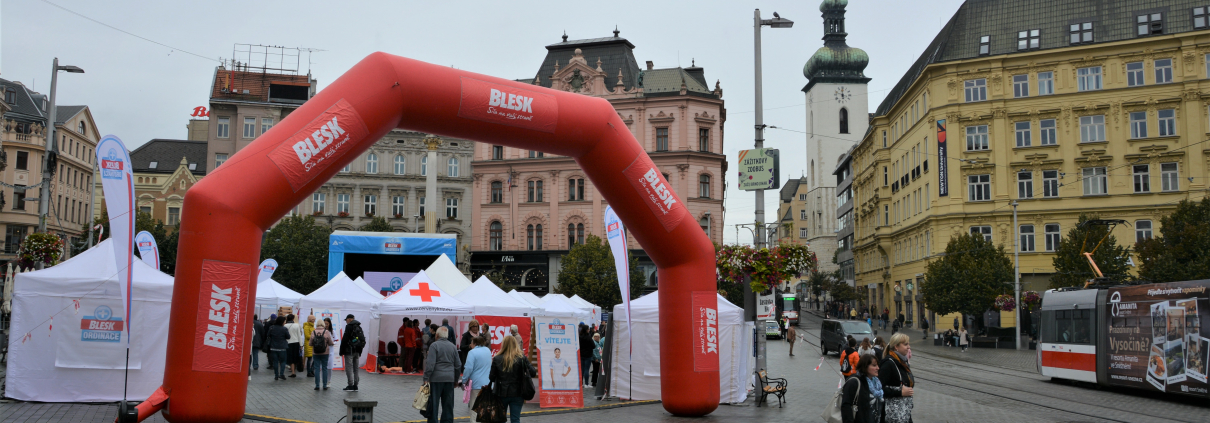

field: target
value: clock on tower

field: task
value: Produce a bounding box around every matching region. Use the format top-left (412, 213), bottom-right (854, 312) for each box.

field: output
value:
top-left (834, 87), bottom-right (852, 103)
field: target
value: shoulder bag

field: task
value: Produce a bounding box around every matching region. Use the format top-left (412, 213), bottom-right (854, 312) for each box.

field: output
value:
top-left (412, 384), bottom-right (430, 411)
top-left (821, 377), bottom-right (860, 423)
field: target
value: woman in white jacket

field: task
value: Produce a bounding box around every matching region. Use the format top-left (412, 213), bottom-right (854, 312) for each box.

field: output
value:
top-left (857, 337), bottom-right (876, 357)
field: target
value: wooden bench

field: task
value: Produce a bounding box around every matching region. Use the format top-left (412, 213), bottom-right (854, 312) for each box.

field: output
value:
top-left (755, 370), bottom-right (787, 408)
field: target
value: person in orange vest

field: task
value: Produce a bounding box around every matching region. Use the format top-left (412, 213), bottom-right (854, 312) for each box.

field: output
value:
top-left (839, 337), bottom-right (859, 377)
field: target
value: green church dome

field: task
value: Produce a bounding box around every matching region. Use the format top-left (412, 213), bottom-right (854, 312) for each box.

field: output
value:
top-left (819, 0), bottom-right (848, 12)
top-left (803, 0), bottom-right (870, 83)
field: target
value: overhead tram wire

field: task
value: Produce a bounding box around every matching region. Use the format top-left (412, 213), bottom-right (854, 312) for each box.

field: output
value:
top-left (727, 86), bottom-right (896, 115)
top-left (39, 0), bottom-right (220, 63)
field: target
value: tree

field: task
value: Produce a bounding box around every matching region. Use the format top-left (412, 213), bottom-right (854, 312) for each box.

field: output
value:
top-left (921, 233), bottom-right (1013, 319)
top-left (1050, 213), bottom-right (1132, 288)
top-left (261, 215), bottom-right (333, 294)
top-left (359, 216), bottom-right (394, 232)
top-left (555, 234), bottom-right (645, 310)
top-left (1136, 198), bottom-right (1210, 283)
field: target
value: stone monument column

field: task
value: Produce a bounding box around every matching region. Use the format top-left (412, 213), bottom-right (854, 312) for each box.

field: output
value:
top-left (424, 135), bottom-right (442, 234)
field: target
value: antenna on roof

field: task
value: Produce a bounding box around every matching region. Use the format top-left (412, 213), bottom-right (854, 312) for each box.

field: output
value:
top-left (562, 31), bottom-right (568, 42)
top-left (614, 26), bottom-right (620, 38)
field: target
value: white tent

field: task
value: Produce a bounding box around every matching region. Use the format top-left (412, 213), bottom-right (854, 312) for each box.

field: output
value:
top-left (609, 291), bottom-right (751, 403)
top-left (299, 272), bottom-right (382, 368)
top-left (352, 276), bottom-right (385, 299)
top-left (508, 290), bottom-right (545, 308)
top-left (5, 239), bottom-right (175, 402)
top-left (376, 271), bottom-right (475, 316)
top-left (254, 278), bottom-right (304, 318)
top-left (538, 295), bottom-right (591, 320)
top-left (420, 254), bottom-right (472, 295)
top-left (569, 294), bottom-right (602, 325)
top-left (455, 276), bottom-right (536, 317)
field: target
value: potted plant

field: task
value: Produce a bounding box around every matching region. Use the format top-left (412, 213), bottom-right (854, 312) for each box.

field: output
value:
top-left (312, 210), bottom-right (323, 216)
top-left (17, 232), bottom-right (64, 268)
top-left (394, 213), bottom-right (403, 219)
top-left (364, 212), bottom-right (375, 218)
top-left (337, 211), bottom-right (350, 217)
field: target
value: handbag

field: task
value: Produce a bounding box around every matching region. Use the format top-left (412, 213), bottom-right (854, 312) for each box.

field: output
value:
top-left (412, 384), bottom-right (430, 411)
top-left (821, 377), bottom-right (860, 423)
top-left (521, 374), bottom-right (536, 401)
top-left (463, 380), bottom-right (473, 404)
top-left (472, 384), bottom-right (506, 423)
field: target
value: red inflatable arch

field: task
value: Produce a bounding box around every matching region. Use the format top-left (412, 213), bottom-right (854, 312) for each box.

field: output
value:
top-left (144, 53), bottom-right (719, 422)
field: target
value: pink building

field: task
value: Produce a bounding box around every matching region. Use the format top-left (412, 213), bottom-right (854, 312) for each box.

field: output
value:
top-left (470, 31), bottom-right (726, 294)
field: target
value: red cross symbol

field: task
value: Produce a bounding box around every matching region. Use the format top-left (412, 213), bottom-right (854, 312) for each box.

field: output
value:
top-left (409, 282), bottom-right (441, 302)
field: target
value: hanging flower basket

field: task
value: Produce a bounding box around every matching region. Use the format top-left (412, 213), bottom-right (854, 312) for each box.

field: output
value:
top-left (17, 232), bottom-right (64, 268)
top-left (337, 212), bottom-right (350, 217)
top-left (994, 294), bottom-right (1017, 312)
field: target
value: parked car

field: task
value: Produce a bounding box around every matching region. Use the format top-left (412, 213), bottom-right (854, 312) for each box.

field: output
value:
top-left (820, 319), bottom-right (875, 355)
top-left (765, 320), bottom-right (781, 339)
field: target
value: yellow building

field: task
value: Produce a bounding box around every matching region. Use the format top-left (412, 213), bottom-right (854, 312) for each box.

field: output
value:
top-left (852, 1), bottom-right (1210, 325)
top-left (776, 176), bottom-right (811, 293)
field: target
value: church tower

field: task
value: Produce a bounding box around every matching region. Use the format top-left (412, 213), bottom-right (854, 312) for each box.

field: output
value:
top-left (801, 0), bottom-right (869, 275)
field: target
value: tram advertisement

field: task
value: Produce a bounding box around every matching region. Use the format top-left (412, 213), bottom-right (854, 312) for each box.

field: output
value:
top-left (1106, 281), bottom-right (1209, 395)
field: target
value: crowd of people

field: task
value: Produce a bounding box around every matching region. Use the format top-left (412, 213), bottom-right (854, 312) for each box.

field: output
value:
top-left (837, 332), bottom-right (916, 423)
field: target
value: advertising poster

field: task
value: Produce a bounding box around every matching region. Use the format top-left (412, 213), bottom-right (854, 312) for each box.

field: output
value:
top-left (936, 119), bottom-right (948, 197)
top-left (458, 316), bottom-right (532, 355)
top-left (757, 292), bottom-right (775, 321)
top-left (96, 135), bottom-right (136, 345)
top-left (1106, 281), bottom-right (1209, 396)
top-left (54, 300), bottom-right (142, 369)
top-left (535, 316), bottom-right (583, 408)
top-left (364, 271), bottom-right (417, 295)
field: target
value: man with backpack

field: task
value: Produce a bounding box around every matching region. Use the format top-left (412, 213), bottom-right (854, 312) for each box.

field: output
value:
top-left (340, 314), bottom-right (366, 392)
top-left (839, 337), bottom-right (859, 378)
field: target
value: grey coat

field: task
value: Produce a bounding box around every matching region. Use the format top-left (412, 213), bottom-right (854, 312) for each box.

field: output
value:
top-left (424, 338), bottom-right (462, 383)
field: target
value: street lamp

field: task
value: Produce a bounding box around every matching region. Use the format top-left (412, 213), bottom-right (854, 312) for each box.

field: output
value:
top-left (1012, 201), bottom-right (1022, 350)
top-left (39, 58), bottom-right (84, 247)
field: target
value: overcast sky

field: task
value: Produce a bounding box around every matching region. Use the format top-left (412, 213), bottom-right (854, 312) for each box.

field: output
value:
top-left (2, 0), bottom-right (965, 245)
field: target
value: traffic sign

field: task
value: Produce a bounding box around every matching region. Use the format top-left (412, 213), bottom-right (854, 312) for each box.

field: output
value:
top-left (737, 148), bottom-right (780, 191)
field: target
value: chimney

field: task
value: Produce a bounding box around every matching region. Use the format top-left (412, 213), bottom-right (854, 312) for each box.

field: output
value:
top-left (646, 61), bottom-right (654, 70)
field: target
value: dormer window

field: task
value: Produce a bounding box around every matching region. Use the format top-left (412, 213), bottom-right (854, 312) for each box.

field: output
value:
top-left (1017, 29), bottom-right (1040, 50)
top-left (148, 161), bottom-right (158, 169)
top-left (4, 89), bottom-right (14, 105)
top-left (1196, 7), bottom-right (1209, 28)
top-left (1138, 13), bottom-right (1163, 36)
top-left (978, 36), bottom-right (990, 55)
top-left (1070, 22), bottom-right (1093, 44)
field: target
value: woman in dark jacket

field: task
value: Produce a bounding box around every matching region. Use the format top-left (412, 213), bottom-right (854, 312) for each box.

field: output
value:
top-left (267, 316), bottom-right (291, 380)
top-left (878, 333), bottom-right (915, 423)
top-left (842, 354), bottom-right (886, 423)
top-left (578, 325), bottom-right (595, 388)
top-left (490, 336), bottom-right (535, 423)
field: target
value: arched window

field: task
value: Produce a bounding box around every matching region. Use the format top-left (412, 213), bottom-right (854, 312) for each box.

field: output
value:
top-left (527, 224), bottom-right (535, 250)
top-left (699, 174), bottom-right (711, 198)
top-left (489, 221), bottom-right (502, 251)
top-left (78, 121), bottom-right (86, 135)
top-left (490, 181), bottom-right (503, 203)
top-left (420, 155), bottom-right (428, 176)
top-left (365, 153), bottom-right (378, 174)
top-left (394, 154), bottom-right (405, 175)
top-left (567, 223), bottom-right (576, 246)
top-left (839, 107), bottom-right (850, 134)
top-left (577, 223), bottom-right (585, 245)
top-left (447, 157), bottom-right (459, 177)
top-left (535, 224), bottom-right (543, 250)
top-left (700, 216), bottom-right (711, 238)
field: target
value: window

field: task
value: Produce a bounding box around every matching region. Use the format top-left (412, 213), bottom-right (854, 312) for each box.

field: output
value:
top-left (1158, 109), bottom-right (1175, 136)
top-left (882, 130), bottom-right (887, 147)
top-left (491, 181), bottom-right (503, 203)
top-left (243, 117), bottom-right (255, 138)
top-left (527, 224), bottom-right (536, 250)
top-left (1138, 13), bottom-right (1164, 36)
top-left (364, 195), bottom-right (377, 216)
top-left (567, 223), bottom-right (585, 246)
top-left (217, 117), bottom-right (230, 138)
top-left (568, 178), bottom-right (585, 201)
top-left (535, 224), bottom-right (543, 250)
top-left (492, 145), bottom-right (503, 160)
top-left (1082, 167), bottom-right (1107, 195)
top-left (1037, 71), bottom-right (1054, 95)
top-left (1044, 224), bottom-right (1061, 251)
top-left (4, 225), bottom-right (27, 253)
top-left (139, 205), bottom-right (152, 215)
top-left (1020, 225), bottom-right (1036, 252)
top-left (215, 153), bottom-right (228, 168)
top-left (528, 150), bottom-right (544, 158)
top-left (1133, 165), bottom-right (1151, 193)
top-left (11, 185), bottom-right (26, 211)
top-left (968, 174), bottom-right (991, 201)
top-left (1043, 170), bottom-right (1060, 198)
top-left (1017, 29), bottom-right (1040, 50)
top-left (799, 228), bottom-right (808, 238)
top-left (168, 207), bottom-right (181, 226)
top-left (979, 35), bottom-right (990, 55)
top-left (1077, 67), bottom-right (1102, 91)
top-left (1130, 112), bottom-right (1148, 139)
top-left (1015, 121), bottom-right (1032, 147)
top-left (883, 166), bottom-right (888, 186)
top-left (964, 79), bottom-right (987, 102)
top-left (1018, 171), bottom-right (1034, 198)
top-left (1197, 7), bottom-right (1209, 28)
top-left (971, 226), bottom-right (992, 242)
top-left (527, 180), bottom-right (543, 202)
top-left (1161, 163), bottom-right (1179, 191)
top-left (365, 153), bottom-right (378, 174)
top-left (1070, 22), bottom-right (1093, 44)
top-left (1155, 59), bottom-right (1173, 84)
top-left (489, 222), bottom-right (502, 251)
top-left (15, 151), bottom-right (28, 170)
top-left (699, 174), bottom-right (711, 198)
top-left (394, 154), bottom-right (406, 175)
top-left (445, 197), bottom-right (458, 219)
top-left (699, 128), bottom-right (710, 151)
top-left (966, 125), bottom-right (989, 151)
top-left (656, 128), bottom-right (669, 151)
top-left (800, 210), bottom-right (808, 220)
top-left (337, 193), bottom-right (350, 214)
top-left (1080, 115), bottom-right (1106, 142)
top-left (1136, 220), bottom-right (1153, 242)
top-left (1013, 75), bottom-right (1029, 98)
top-left (392, 196), bottom-right (405, 216)
top-left (577, 223), bottom-right (584, 245)
top-left (313, 193), bottom-right (326, 214)
top-left (420, 156), bottom-right (428, 176)
top-left (839, 108), bottom-right (849, 133)
top-left (261, 117), bottom-right (273, 134)
top-left (447, 157), bottom-right (459, 177)
top-left (1040, 119), bottom-right (1056, 145)
top-left (419, 196), bottom-right (426, 215)
top-left (700, 217), bottom-right (711, 238)
top-left (799, 193), bottom-right (808, 201)
top-left (341, 163), bottom-right (350, 173)
top-left (1127, 62), bottom-right (1144, 86)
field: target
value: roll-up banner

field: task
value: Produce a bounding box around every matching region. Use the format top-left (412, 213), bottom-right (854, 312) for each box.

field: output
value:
top-left (134, 231), bottom-right (159, 270)
top-left (257, 259), bottom-right (279, 283)
top-left (936, 119), bottom-right (949, 197)
top-left (535, 316), bottom-right (583, 408)
top-left (603, 206), bottom-right (632, 351)
top-left (1105, 281), bottom-right (1209, 396)
top-left (96, 135), bottom-right (135, 345)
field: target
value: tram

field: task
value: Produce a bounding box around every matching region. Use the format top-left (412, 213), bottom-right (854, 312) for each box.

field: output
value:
top-left (1038, 279), bottom-right (1210, 397)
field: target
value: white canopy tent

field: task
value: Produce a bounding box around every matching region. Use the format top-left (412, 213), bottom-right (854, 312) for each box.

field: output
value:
top-left (508, 290), bottom-right (545, 308)
top-left (376, 271), bottom-right (476, 354)
top-left (352, 276), bottom-right (385, 299)
top-left (421, 254), bottom-right (472, 295)
top-left (254, 278), bottom-right (304, 319)
top-left (537, 295), bottom-right (591, 320)
top-left (455, 276), bottom-right (536, 317)
top-left (5, 239), bottom-right (175, 402)
top-left (569, 294), bottom-right (602, 325)
top-left (608, 291), bottom-right (751, 403)
top-left (298, 272), bottom-right (382, 368)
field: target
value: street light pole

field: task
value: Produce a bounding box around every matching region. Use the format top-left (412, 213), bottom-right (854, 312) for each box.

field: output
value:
top-left (38, 58), bottom-right (84, 237)
top-left (1012, 201), bottom-right (1022, 350)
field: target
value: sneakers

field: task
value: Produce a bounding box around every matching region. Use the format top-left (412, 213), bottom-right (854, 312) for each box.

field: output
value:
top-left (342, 385), bottom-right (354, 391)
top-left (352, 385), bottom-right (359, 391)
top-left (289, 374), bottom-right (297, 378)
top-left (314, 387), bottom-right (320, 391)
top-left (323, 386), bottom-right (329, 390)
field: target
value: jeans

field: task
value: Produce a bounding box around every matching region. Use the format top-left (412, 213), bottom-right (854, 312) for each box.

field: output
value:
top-left (428, 382), bottom-right (455, 423)
top-left (305, 357), bottom-right (313, 374)
top-left (581, 357), bottom-right (592, 385)
top-left (271, 350), bottom-right (287, 378)
top-left (591, 360), bottom-right (600, 385)
top-left (313, 354), bottom-right (330, 388)
top-left (501, 396), bottom-right (524, 423)
top-left (344, 353), bottom-right (360, 386)
top-left (250, 350), bottom-right (259, 369)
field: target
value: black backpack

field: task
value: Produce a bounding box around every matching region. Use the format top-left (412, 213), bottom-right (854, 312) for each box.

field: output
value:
top-left (347, 325), bottom-right (366, 352)
top-left (310, 330), bottom-right (328, 355)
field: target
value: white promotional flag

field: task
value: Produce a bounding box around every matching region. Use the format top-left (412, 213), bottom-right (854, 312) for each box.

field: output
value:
top-left (257, 259), bottom-right (279, 283)
top-left (603, 206), bottom-right (632, 351)
top-left (96, 135), bottom-right (135, 345)
top-left (134, 231), bottom-right (159, 270)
